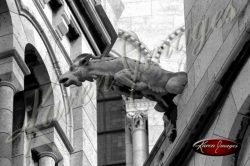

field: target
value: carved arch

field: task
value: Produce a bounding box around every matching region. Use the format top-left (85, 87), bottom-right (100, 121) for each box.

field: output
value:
top-left (0, 0), bottom-right (74, 151)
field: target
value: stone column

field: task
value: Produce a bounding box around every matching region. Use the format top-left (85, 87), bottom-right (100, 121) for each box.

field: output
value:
top-left (38, 152), bottom-right (57, 166)
top-left (128, 112), bottom-right (148, 166)
top-left (0, 81), bottom-right (16, 166)
top-left (125, 114), bottom-right (133, 166)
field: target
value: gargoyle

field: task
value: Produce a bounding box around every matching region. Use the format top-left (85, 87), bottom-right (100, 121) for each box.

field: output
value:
top-left (59, 53), bottom-right (187, 140)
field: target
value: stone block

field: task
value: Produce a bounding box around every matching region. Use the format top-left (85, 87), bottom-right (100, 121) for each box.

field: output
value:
top-left (237, 0), bottom-right (250, 33)
top-left (72, 107), bottom-right (83, 130)
top-left (213, 93), bottom-right (238, 138)
top-left (10, 12), bottom-right (28, 49)
top-left (0, 109), bottom-right (13, 134)
top-left (192, 71), bottom-right (210, 107)
top-left (148, 108), bottom-right (164, 126)
top-left (181, 66), bottom-right (195, 104)
top-left (0, 84), bottom-right (14, 111)
top-left (70, 36), bottom-right (92, 60)
top-left (73, 129), bottom-right (97, 165)
top-left (83, 102), bottom-right (97, 130)
top-left (0, 56), bottom-right (25, 91)
top-left (0, 133), bottom-right (12, 157)
top-left (0, 0), bottom-right (18, 14)
top-left (208, 22), bottom-right (239, 82)
top-left (0, 12), bottom-right (13, 37)
top-left (231, 58), bottom-right (250, 111)
top-left (34, 105), bottom-right (54, 127)
top-left (20, 17), bottom-right (36, 45)
top-left (39, 83), bottom-right (62, 108)
top-left (12, 132), bottom-right (27, 157)
top-left (82, 108), bottom-right (97, 150)
top-left (148, 125), bottom-right (164, 151)
top-left (221, 3), bottom-right (238, 40)
top-left (0, 158), bottom-right (11, 166)
top-left (12, 154), bottom-right (25, 166)
top-left (70, 151), bottom-right (91, 166)
top-left (194, 27), bottom-right (223, 87)
top-left (184, 0), bottom-right (195, 17)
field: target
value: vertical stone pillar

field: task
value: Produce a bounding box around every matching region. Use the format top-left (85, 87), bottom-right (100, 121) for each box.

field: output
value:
top-left (38, 152), bottom-right (57, 166)
top-left (128, 112), bottom-right (148, 166)
top-left (125, 115), bottom-right (133, 166)
top-left (0, 81), bottom-right (16, 166)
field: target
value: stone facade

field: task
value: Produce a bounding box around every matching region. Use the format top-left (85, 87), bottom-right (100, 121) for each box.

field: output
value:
top-left (145, 0), bottom-right (250, 166)
top-left (0, 0), bottom-right (116, 165)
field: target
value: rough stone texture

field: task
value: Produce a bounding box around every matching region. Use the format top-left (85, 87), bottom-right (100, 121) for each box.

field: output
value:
top-left (193, 27), bottom-right (223, 87)
top-left (73, 129), bottom-right (97, 166)
top-left (147, 0), bottom-right (250, 165)
top-left (231, 57), bottom-right (250, 111)
top-left (148, 108), bottom-right (164, 152)
top-left (208, 22), bottom-right (240, 82)
top-left (213, 93), bottom-right (238, 138)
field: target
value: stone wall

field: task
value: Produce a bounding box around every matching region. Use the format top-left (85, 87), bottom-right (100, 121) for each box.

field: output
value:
top-left (0, 0), bottom-right (98, 166)
top-left (146, 0), bottom-right (250, 165)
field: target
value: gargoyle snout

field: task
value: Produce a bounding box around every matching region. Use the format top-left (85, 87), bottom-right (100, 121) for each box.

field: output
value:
top-left (59, 77), bottom-right (69, 84)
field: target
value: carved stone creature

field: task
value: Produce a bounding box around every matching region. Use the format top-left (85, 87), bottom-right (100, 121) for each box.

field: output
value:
top-left (59, 53), bottom-right (187, 111)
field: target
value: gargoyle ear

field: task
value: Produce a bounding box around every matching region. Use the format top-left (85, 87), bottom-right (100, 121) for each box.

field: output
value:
top-left (77, 53), bottom-right (92, 66)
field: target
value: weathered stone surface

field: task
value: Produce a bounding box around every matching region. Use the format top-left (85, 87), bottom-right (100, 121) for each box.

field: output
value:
top-left (213, 94), bottom-right (238, 138)
top-left (208, 22), bottom-right (239, 82)
top-left (72, 107), bottom-right (83, 130)
top-left (0, 158), bottom-right (11, 166)
top-left (12, 154), bottom-right (26, 166)
top-left (0, 109), bottom-right (13, 134)
top-left (11, 12), bottom-right (28, 49)
top-left (82, 108), bottom-right (97, 150)
top-left (0, 12), bottom-right (13, 36)
top-left (73, 129), bottom-right (97, 166)
top-left (231, 57), bottom-right (250, 111)
top-left (0, 0), bottom-right (18, 14)
top-left (0, 133), bottom-right (12, 157)
top-left (70, 151), bottom-right (91, 166)
top-left (184, 0), bottom-right (195, 17)
top-left (194, 27), bottom-right (223, 87)
top-left (0, 85), bottom-right (14, 111)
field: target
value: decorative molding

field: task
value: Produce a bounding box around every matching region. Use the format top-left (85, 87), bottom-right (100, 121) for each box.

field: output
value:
top-left (123, 97), bottom-right (156, 113)
top-left (127, 112), bottom-right (148, 131)
top-left (0, 81), bottom-right (17, 93)
top-left (32, 143), bottom-right (63, 163)
top-left (15, 0), bottom-right (74, 152)
top-left (65, 0), bottom-right (117, 57)
top-left (154, 26), bottom-right (185, 59)
top-left (118, 29), bottom-right (151, 57)
top-left (38, 151), bottom-right (58, 161)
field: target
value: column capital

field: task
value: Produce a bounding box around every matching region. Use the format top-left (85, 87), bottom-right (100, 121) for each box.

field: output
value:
top-left (38, 151), bottom-right (58, 162)
top-left (32, 143), bottom-right (63, 163)
top-left (127, 112), bottom-right (147, 132)
top-left (0, 81), bottom-right (17, 93)
top-left (0, 50), bottom-right (30, 92)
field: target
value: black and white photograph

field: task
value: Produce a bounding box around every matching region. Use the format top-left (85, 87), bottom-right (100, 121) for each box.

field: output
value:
top-left (0, 0), bottom-right (249, 166)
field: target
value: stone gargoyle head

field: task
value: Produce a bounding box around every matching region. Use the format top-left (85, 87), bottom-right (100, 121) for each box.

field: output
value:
top-left (59, 53), bottom-right (95, 87)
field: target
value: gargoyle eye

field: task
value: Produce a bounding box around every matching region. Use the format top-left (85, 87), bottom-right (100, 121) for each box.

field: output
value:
top-left (69, 66), bottom-right (74, 71)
